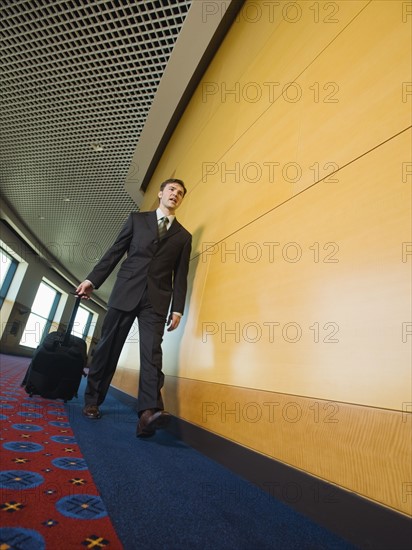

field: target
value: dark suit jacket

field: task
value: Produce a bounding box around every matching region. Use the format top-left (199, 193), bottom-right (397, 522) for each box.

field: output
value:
top-left (86, 211), bottom-right (192, 316)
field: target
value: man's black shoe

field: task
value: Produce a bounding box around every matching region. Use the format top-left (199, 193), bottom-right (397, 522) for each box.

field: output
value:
top-left (136, 409), bottom-right (171, 437)
top-left (82, 405), bottom-right (102, 419)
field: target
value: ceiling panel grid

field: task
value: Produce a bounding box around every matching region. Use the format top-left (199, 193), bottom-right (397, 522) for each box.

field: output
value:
top-left (0, 0), bottom-right (192, 299)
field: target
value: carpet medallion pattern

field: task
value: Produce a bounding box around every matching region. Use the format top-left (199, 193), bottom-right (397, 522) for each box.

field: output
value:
top-left (0, 357), bottom-right (123, 549)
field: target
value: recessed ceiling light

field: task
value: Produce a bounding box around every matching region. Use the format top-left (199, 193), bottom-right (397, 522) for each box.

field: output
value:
top-left (63, 197), bottom-right (70, 202)
top-left (38, 215), bottom-right (45, 220)
top-left (91, 142), bottom-right (104, 152)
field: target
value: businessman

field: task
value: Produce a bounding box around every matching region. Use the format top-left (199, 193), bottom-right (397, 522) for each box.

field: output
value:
top-left (75, 178), bottom-right (191, 437)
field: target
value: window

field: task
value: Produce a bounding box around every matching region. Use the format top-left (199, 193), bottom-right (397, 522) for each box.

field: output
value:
top-left (0, 247), bottom-right (18, 308)
top-left (20, 281), bottom-right (61, 349)
top-left (72, 305), bottom-right (93, 340)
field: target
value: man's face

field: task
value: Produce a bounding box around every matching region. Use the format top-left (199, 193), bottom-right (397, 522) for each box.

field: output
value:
top-left (158, 183), bottom-right (185, 212)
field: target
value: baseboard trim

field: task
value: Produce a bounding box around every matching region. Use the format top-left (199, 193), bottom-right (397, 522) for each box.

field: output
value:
top-left (109, 386), bottom-right (411, 550)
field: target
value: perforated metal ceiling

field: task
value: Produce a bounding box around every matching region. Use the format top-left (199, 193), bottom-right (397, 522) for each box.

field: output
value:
top-left (0, 0), bottom-right (192, 305)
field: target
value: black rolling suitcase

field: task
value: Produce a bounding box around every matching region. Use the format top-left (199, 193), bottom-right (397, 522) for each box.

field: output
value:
top-left (22, 295), bottom-right (87, 401)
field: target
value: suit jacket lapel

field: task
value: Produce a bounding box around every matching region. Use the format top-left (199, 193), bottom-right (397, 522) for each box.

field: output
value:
top-left (143, 211), bottom-right (159, 237)
top-left (163, 218), bottom-right (182, 240)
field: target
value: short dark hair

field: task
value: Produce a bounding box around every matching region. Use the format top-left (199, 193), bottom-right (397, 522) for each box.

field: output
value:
top-left (159, 178), bottom-right (187, 196)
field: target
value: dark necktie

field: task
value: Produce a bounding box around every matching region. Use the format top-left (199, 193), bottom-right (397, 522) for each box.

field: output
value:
top-left (158, 216), bottom-right (168, 239)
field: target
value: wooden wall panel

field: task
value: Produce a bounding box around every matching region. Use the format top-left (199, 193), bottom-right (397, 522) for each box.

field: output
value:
top-left (165, 377), bottom-right (411, 516)
top-left (141, 0), bottom-right (409, 251)
top-left (162, 130), bottom-right (410, 410)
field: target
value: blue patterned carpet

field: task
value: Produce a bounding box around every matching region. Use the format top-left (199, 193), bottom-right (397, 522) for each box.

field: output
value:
top-left (0, 354), bottom-right (122, 549)
top-left (66, 374), bottom-right (359, 549)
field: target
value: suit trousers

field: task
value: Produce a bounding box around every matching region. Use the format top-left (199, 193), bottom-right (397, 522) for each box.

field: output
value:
top-left (84, 288), bottom-right (167, 414)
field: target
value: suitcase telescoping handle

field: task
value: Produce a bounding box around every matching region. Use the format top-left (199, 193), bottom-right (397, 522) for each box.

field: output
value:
top-left (63, 294), bottom-right (83, 346)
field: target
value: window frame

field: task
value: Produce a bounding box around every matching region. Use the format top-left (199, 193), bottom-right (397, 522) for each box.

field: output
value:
top-left (0, 248), bottom-right (19, 309)
top-left (19, 280), bottom-right (62, 349)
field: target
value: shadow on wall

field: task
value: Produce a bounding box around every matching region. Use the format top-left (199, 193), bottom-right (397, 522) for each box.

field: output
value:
top-left (164, 224), bottom-right (204, 424)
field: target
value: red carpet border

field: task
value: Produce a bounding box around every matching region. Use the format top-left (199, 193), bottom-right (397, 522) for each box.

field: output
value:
top-left (0, 355), bottom-right (123, 549)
